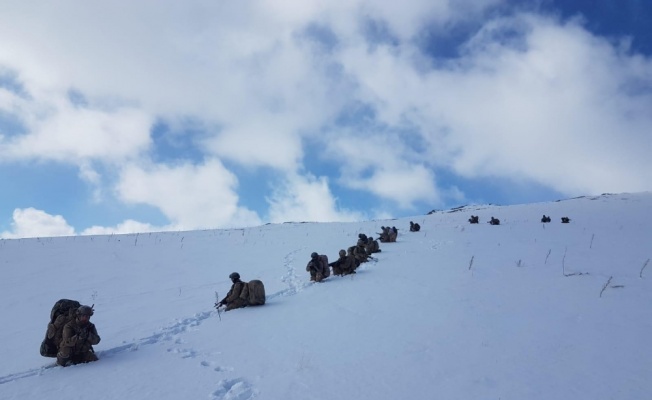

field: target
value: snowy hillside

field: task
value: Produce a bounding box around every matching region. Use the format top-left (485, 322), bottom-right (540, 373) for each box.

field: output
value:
top-left (1, 193), bottom-right (651, 400)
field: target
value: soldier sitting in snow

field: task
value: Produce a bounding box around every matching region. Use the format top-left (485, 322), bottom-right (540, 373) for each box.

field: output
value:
top-left (329, 249), bottom-right (357, 276)
top-left (306, 252), bottom-right (329, 282)
top-left (216, 272), bottom-right (249, 311)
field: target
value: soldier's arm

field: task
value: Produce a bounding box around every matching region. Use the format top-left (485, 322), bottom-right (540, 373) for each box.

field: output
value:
top-left (220, 285), bottom-right (234, 304)
top-left (225, 283), bottom-right (244, 303)
top-left (87, 323), bottom-right (101, 345)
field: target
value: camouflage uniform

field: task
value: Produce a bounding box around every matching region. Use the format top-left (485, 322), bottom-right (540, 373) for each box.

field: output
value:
top-left (378, 227), bottom-right (390, 242)
top-left (57, 318), bottom-right (100, 366)
top-left (220, 280), bottom-right (248, 311)
top-left (306, 255), bottom-right (328, 282)
top-left (388, 227), bottom-right (398, 242)
top-left (329, 250), bottom-right (357, 276)
top-left (365, 238), bottom-right (381, 254)
top-left (351, 240), bottom-right (369, 265)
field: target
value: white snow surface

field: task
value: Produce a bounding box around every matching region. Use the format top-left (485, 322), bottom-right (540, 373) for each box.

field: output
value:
top-left (1, 193), bottom-right (651, 400)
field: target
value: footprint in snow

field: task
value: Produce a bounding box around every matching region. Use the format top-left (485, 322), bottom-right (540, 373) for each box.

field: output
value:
top-left (211, 378), bottom-right (258, 400)
top-left (200, 360), bottom-right (234, 372)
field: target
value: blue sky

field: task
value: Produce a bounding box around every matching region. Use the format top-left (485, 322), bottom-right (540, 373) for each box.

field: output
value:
top-left (1, 0), bottom-right (651, 238)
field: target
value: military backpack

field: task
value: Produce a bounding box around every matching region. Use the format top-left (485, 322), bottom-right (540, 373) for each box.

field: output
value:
top-left (40, 299), bottom-right (81, 357)
top-left (246, 280), bottom-right (266, 306)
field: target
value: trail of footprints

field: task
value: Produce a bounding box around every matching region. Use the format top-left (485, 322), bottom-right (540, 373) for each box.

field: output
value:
top-left (3, 248), bottom-right (345, 397)
top-left (104, 248), bottom-right (312, 398)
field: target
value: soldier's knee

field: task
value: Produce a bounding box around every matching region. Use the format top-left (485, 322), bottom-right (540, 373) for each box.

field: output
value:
top-left (57, 355), bottom-right (72, 367)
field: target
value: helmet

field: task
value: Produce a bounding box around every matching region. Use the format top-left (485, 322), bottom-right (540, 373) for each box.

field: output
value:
top-left (311, 252), bottom-right (318, 259)
top-left (339, 249), bottom-right (346, 256)
top-left (229, 272), bottom-right (240, 280)
top-left (77, 305), bottom-right (94, 317)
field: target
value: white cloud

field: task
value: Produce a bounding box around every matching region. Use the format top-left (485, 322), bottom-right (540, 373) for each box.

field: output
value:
top-left (0, 91), bottom-right (153, 164)
top-left (116, 159), bottom-right (262, 230)
top-left (267, 173), bottom-right (363, 223)
top-left (335, 12), bottom-right (652, 197)
top-left (0, 208), bottom-right (75, 239)
top-left (0, 1), bottom-right (651, 234)
top-left (323, 133), bottom-right (439, 208)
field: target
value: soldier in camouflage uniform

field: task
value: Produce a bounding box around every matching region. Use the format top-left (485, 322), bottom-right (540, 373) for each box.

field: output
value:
top-left (329, 249), bottom-right (357, 276)
top-left (57, 305), bottom-right (101, 367)
top-left (306, 252), bottom-right (328, 282)
top-left (351, 239), bottom-right (370, 266)
top-left (365, 236), bottom-right (381, 254)
top-left (377, 226), bottom-right (390, 242)
top-left (216, 272), bottom-right (248, 311)
top-left (388, 226), bottom-right (398, 242)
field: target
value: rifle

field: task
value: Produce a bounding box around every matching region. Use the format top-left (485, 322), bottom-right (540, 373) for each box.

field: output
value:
top-left (78, 326), bottom-right (89, 342)
top-left (214, 291), bottom-right (222, 321)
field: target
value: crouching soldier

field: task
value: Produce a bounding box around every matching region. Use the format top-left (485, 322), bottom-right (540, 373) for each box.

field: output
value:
top-left (365, 236), bottom-right (381, 254)
top-left (329, 249), bottom-right (357, 276)
top-left (216, 272), bottom-right (249, 311)
top-left (352, 240), bottom-right (370, 266)
top-left (388, 226), bottom-right (398, 242)
top-left (306, 252), bottom-right (330, 282)
top-left (378, 226), bottom-right (390, 243)
top-left (57, 305), bottom-right (100, 367)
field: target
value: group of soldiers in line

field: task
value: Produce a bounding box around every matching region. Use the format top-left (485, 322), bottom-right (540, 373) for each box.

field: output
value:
top-left (306, 233), bottom-right (383, 282)
top-left (468, 215), bottom-right (572, 224)
top-left (220, 221), bottom-right (424, 311)
top-left (542, 215), bottom-right (571, 223)
top-left (468, 215), bottom-right (501, 225)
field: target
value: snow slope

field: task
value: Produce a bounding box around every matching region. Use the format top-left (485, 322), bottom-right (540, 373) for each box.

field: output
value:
top-left (1, 193), bottom-right (651, 399)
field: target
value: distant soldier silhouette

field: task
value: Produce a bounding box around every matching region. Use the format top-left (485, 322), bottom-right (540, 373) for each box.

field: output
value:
top-left (468, 215), bottom-right (479, 224)
top-left (388, 227), bottom-right (398, 242)
top-left (489, 217), bottom-right (500, 225)
top-left (378, 226), bottom-right (390, 243)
